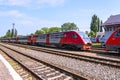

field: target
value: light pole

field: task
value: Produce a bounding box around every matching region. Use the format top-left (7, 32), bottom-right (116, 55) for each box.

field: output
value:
top-left (12, 23), bottom-right (15, 37)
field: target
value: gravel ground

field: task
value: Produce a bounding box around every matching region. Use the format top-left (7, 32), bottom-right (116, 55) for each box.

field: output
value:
top-left (2, 43), bottom-right (120, 80)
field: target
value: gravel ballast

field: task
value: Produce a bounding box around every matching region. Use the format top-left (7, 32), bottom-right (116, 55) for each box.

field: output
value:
top-left (1, 43), bottom-right (120, 80)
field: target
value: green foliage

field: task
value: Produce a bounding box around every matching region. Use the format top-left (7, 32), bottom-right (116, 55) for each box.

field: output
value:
top-left (90, 14), bottom-right (103, 36)
top-left (99, 20), bottom-right (103, 32)
top-left (61, 22), bottom-right (78, 31)
top-left (11, 28), bottom-right (14, 37)
top-left (85, 31), bottom-right (89, 36)
top-left (34, 26), bottom-right (61, 35)
top-left (35, 30), bottom-right (44, 34)
top-left (90, 14), bottom-right (98, 34)
top-left (49, 27), bottom-right (61, 33)
top-left (5, 29), bottom-right (11, 38)
top-left (4, 28), bottom-right (18, 38)
top-left (98, 18), bottom-right (103, 32)
top-left (41, 27), bottom-right (49, 34)
top-left (30, 33), bottom-right (35, 35)
top-left (14, 29), bottom-right (17, 37)
top-left (89, 31), bottom-right (96, 38)
top-left (92, 43), bottom-right (101, 47)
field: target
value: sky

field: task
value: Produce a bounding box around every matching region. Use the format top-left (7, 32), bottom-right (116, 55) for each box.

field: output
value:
top-left (0, 0), bottom-right (120, 36)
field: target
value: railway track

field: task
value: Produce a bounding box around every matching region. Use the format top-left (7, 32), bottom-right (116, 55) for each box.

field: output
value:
top-left (0, 50), bottom-right (36, 80)
top-left (0, 43), bottom-right (86, 80)
top-left (0, 43), bottom-right (120, 79)
top-left (90, 47), bottom-right (119, 56)
top-left (3, 43), bottom-right (120, 68)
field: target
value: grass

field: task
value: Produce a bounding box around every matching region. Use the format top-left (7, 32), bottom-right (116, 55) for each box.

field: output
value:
top-left (92, 43), bottom-right (102, 47)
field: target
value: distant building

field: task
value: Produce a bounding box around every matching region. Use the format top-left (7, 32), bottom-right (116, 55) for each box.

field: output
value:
top-left (101, 14), bottom-right (120, 43)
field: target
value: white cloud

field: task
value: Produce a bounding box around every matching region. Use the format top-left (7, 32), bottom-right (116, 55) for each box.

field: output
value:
top-left (0, 10), bottom-right (61, 27)
top-left (0, 10), bottom-right (24, 17)
top-left (37, 0), bottom-right (65, 6)
top-left (7, 0), bottom-right (32, 6)
top-left (0, 0), bottom-right (31, 6)
top-left (17, 15), bottom-right (60, 27)
top-left (0, 0), bottom-right (65, 7)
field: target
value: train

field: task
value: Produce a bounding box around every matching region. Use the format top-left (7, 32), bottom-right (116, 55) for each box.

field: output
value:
top-left (0, 31), bottom-right (92, 50)
top-left (105, 27), bottom-right (120, 53)
top-left (90, 32), bottom-right (104, 43)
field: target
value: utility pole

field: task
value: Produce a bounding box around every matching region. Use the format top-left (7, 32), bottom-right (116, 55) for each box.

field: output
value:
top-left (12, 23), bottom-right (15, 37)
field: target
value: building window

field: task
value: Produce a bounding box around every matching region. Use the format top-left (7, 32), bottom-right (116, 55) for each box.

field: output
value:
top-left (109, 27), bottom-right (112, 31)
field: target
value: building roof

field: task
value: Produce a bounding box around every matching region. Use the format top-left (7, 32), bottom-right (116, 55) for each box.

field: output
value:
top-left (103, 14), bottom-right (120, 26)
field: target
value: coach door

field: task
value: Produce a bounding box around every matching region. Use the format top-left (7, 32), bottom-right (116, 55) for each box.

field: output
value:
top-left (63, 32), bottom-right (70, 44)
top-left (46, 34), bottom-right (49, 45)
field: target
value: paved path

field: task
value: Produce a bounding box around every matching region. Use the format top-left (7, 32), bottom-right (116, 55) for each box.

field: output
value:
top-left (0, 54), bottom-right (22, 80)
top-left (0, 60), bottom-right (13, 80)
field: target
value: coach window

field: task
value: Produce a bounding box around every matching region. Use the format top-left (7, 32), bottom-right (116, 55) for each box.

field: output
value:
top-left (72, 34), bottom-right (77, 38)
top-left (117, 31), bottom-right (120, 36)
top-left (50, 34), bottom-right (54, 39)
top-left (115, 30), bottom-right (120, 37)
top-left (61, 34), bottom-right (64, 38)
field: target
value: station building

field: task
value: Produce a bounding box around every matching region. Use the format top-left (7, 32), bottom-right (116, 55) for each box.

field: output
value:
top-left (101, 14), bottom-right (120, 44)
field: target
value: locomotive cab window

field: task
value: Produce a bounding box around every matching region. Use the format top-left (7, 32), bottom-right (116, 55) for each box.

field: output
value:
top-left (72, 34), bottom-right (77, 38)
top-left (115, 30), bottom-right (120, 37)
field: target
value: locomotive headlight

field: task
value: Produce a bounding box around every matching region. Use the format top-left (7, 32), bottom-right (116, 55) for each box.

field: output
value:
top-left (84, 41), bottom-right (87, 44)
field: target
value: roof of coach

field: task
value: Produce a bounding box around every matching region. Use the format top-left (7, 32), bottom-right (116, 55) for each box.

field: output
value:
top-left (49, 30), bottom-right (83, 34)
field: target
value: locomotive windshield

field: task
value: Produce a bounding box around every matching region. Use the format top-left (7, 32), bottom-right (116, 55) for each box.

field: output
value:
top-left (78, 32), bottom-right (91, 43)
top-left (114, 30), bottom-right (120, 37)
top-left (78, 32), bottom-right (88, 38)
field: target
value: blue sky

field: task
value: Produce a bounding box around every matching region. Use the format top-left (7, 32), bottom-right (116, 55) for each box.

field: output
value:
top-left (0, 0), bottom-right (120, 36)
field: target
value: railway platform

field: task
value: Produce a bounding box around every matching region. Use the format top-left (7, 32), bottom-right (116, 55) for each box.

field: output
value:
top-left (0, 54), bottom-right (22, 80)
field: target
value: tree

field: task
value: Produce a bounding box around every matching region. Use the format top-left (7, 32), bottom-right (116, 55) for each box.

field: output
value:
top-left (98, 19), bottom-right (103, 32)
top-left (97, 18), bottom-right (100, 32)
top-left (99, 20), bottom-right (103, 32)
top-left (41, 27), bottom-right (49, 34)
top-left (90, 14), bottom-right (103, 34)
top-left (4, 28), bottom-right (18, 38)
top-left (35, 30), bottom-right (44, 34)
top-left (49, 27), bottom-right (61, 33)
top-left (14, 28), bottom-right (17, 37)
top-left (5, 29), bottom-right (11, 38)
top-left (30, 33), bottom-right (35, 35)
top-left (89, 31), bottom-right (95, 38)
top-left (61, 22), bottom-right (78, 31)
top-left (11, 28), bottom-right (18, 37)
top-left (11, 28), bottom-right (14, 37)
top-left (90, 14), bottom-right (98, 34)
top-left (85, 31), bottom-right (89, 36)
